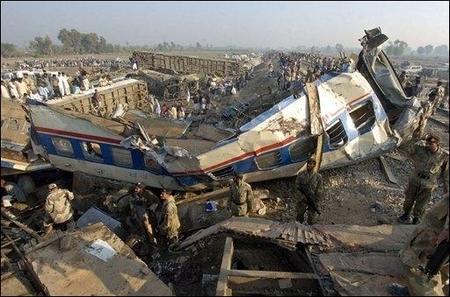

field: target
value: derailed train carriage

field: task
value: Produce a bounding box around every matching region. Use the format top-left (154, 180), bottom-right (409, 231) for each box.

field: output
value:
top-left (26, 28), bottom-right (423, 191)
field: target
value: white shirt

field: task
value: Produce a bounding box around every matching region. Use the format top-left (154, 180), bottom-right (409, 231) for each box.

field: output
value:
top-left (28, 92), bottom-right (43, 102)
top-left (8, 82), bottom-right (19, 98)
top-left (38, 86), bottom-right (49, 100)
top-left (155, 100), bottom-right (161, 115)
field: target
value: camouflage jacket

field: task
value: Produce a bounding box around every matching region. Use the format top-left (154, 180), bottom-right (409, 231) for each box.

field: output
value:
top-left (229, 181), bottom-right (254, 216)
top-left (157, 195), bottom-right (180, 238)
top-left (410, 141), bottom-right (448, 188)
top-left (295, 171), bottom-right (323, 200)
top-left (45, 189), bottom-right (74, 224)
top-left (400, 195), bottom-right (449, 268)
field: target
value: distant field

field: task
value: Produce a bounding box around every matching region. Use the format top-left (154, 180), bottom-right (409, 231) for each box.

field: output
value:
top-left (391, 55), bottom-right (449, 67)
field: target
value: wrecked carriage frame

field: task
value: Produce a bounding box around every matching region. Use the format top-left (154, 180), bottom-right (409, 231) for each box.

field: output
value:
top-left (25, 28), bottom-right (424, 191)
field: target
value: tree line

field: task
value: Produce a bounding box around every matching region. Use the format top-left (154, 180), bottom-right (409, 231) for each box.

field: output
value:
top-left (1, 30), bottom-right (449, 58)
top-left (383, 40), bottom-right (448, 57)
top-left (0, 28), bottom-right (217, 58)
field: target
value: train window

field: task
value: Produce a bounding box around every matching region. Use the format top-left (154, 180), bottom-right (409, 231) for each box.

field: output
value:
top-left (111, 147), bottom-right (133, 168)
top-left (349, 101), bottom-right (376, 135)
top-left (52, 137), bottom-right (74, 157)
top-left (211, 166), bottom-right (235, 179)
top-left (255, 150), bottom-right (283, 170)
top-left (289, 136), bottom-right (318, 162)
top-left (81, 141), bottom-right (103, 162)
top-left (144, 155), bottom-right (164, 174)
top-left (326, 119), bottom-right (348, 149)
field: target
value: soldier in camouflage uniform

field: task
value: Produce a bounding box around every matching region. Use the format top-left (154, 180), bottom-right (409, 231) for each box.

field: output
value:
top-left (399, 193), bottom-right (449, 296)
top-left (428, 81), bottom-right (446, 115)
top-left (157, 189), bottom-right (180, 247)
top-left (295, 159), bottom-right (323, 225)
top-left (44, 183), bottom-right (75, 233)
top-left (127, 183), bottom-right (157, 245)
top-left (399, 135), bottom-right (449, 225)
top-left (229, 174), bottom-right (254, 217)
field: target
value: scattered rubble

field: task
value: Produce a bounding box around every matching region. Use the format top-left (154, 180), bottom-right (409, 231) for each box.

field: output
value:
top-left (1, 26), bottom-right (449, 296)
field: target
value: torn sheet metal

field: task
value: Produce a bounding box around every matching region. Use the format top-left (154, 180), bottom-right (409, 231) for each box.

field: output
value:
top-left (31, 105), bottom-right (126, 142)
top-left (194, 124), bottom-right (235, 142)
top-left (76, 206), bottom-right (126, 237)
top-left (178, 217), bottom-right (332, 251)
top-left (26, 28), bottom-right (424, 191)
top-left (123, 110), bottom-right (191, 138)
top-left (47, 78), bottom-right (149, 117)
top-left (165, 138), bottom-right (216, 156)
top-left (1, 99), bottom-right (30, 151)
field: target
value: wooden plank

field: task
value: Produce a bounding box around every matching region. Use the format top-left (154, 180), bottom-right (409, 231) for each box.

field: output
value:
top-left (1, 209), bottom-right (43, 242)
top-left (378, 156), bottom-right (399, 185)
top-left (216, 237), bottom-right (234, 296)
top-left (228, 269), bottom-right (317, 279)
top-left (305, 82), bottom-right (324, 172)
top-left (176, 187), bottom-right (230, 205)
top-left (305, 246), bottom-right (328, 296)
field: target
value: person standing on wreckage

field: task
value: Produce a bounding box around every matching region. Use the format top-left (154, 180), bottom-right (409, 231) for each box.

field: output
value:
top-left (389, 193), bottom-right (449, 296)
top-left (228, 173), bottom-right (255, 217)
top-left (294, 158), bottom-right (323, 225)
top-left (156, 189), bottom-right (181, 249)
top-left (126, 182), bottom-right (158, 246)
top-left (44, 184), bottom-right (76, 249)
top-left (398, 134), bottom-right (449, 225)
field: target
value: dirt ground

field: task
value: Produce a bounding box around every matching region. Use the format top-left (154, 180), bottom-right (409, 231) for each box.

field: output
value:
top-left (2, 52), bottom-right (448, 296)
top-left (252, 109), bottom-right (449, 227)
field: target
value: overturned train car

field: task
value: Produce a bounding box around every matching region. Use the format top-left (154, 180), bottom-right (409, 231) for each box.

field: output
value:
top-left (27, 28), bottom-right (423, 191)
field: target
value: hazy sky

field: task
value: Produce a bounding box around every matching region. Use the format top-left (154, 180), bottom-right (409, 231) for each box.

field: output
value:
top-left (1, 1), bottom-right (448, 49)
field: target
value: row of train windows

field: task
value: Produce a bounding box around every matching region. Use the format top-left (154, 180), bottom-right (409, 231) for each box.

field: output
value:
top-left (52, 137), bottom-right (134, 167)
top-left (211, 135), bottom-right (319, 177)
top-left (51, 137), bottom-right (162, 172)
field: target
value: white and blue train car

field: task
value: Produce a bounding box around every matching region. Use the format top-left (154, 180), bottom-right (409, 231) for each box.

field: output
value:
top-left (28, 29), bottom-right (421, 191)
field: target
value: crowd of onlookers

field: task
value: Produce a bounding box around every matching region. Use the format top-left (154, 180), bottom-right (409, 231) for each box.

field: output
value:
top-left (151, 67), bottom-right (256, 120)
top-left (1, 57), bottom-right (131, 71)
top-left (0, 68), bottom-right (98, 103)
top-left (265, 51), bottom-right (352, 96)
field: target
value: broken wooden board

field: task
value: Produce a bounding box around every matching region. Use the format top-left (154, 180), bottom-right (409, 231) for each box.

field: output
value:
top-left (178, 217), bottom-right (331, 250)
top-left (327, 271), bottom-right (405, 296)
top-left (318, 252), bottom-right (406, 277)
top-left (227, 270), bottom-right (317, 280)
top-left (216, 237), bottom-right (234, 296)
top-left (25, 222), bottom-right (172, 296)
top-left (385, 153), bottom-right (407, 162)
top-left (378, 156), bottom-right (399, 185)
top-left (313, 224), bottom-right (416, 252)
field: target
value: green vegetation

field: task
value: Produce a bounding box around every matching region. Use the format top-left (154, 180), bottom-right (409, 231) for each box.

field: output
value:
top-left (1, 29), bottom-right (449, 58)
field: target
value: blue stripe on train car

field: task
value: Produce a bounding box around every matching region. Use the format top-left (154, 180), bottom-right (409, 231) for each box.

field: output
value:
top-left (36, 131), bottom-right (173, 176)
